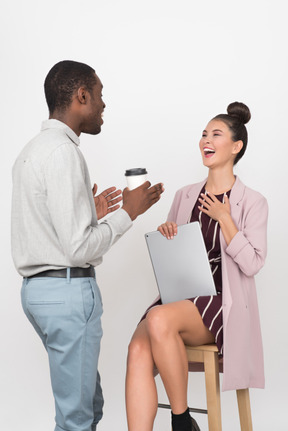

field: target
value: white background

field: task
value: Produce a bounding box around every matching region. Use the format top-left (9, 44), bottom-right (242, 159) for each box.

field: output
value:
top-left (1, 1), bottom-right (287, 430)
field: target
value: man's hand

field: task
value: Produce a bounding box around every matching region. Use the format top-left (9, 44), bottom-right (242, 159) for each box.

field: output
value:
top-left (122, 181), bottom-right (164, 221)
top-left (92, 184), bottom-right (123, 220)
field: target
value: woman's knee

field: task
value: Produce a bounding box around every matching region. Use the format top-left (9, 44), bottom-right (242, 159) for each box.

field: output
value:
top-left (127, 327), bottom-right (151, 366)
top-left (146, 306), bottom-right (172, 342)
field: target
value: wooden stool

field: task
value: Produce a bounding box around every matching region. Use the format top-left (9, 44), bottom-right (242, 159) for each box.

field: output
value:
top-left (158, 344), bottom-right (253, 431)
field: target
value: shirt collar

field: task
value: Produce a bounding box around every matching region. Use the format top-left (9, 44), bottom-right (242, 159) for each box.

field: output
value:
top-left (41, 119), bottom-right (80, 146)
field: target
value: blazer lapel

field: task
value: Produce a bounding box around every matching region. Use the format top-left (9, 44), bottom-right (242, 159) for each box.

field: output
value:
top-left (219, 176), bottom-right (246, 248)
top-left (179, 179), bottom-right (206, 224)
top-left (229, 176), bottom-right (246, 226)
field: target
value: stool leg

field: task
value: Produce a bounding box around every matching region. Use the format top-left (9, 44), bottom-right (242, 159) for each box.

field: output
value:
top-left (237, 388), bottom-right (253, 431)
top-left (204, 351), bottom-right (222, 431)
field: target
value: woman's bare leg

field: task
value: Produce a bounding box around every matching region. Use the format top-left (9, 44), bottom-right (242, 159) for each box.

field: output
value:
top-left (146, 300), bottom-right (214, 414)
top-left (125, 300), bottom-right (214, 429)
top-left (126, 320), bottom-right (158, 431)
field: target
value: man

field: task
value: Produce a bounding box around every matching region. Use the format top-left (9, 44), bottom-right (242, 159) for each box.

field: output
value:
top-left (11, 60), bottom-right (163, 431)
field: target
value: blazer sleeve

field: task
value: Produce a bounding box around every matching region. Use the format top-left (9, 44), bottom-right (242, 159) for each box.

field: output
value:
top-left (224, 193), bottom-right (268, 277)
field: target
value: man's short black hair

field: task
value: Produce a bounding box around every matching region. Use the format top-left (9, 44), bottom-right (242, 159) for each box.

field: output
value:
top-left (44, 60), bottom-right (97, 114)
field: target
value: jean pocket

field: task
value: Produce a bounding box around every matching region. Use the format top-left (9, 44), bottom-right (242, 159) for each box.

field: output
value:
top-left (27, 299), bottom-right (69, 317)
top-left (81, 279), bottom-right (95, 323)
top-left (29, 300), bottom-right (65, 305)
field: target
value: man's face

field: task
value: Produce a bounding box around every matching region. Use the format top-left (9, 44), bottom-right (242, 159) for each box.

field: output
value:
top-left (83, 74), bottom-right (106, 135)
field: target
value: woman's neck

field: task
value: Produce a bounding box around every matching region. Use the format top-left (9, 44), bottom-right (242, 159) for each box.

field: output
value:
top-left (205, 168), bottom-right (236, 195)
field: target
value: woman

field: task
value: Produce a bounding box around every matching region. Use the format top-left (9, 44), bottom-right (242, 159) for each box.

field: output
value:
top-left (125, 102), bottom-right (268, 431)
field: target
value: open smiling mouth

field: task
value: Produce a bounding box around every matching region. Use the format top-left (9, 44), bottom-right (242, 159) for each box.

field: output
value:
top-left (203, 148), bottom-right (215, 156)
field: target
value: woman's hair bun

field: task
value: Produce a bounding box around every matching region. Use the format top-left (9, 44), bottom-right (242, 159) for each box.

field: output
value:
top-left (227, 102), bottom-right (251, 124)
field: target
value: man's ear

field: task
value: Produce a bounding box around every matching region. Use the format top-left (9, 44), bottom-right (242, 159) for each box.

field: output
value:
top-left (232, 140), bottom-right (243, 155)
top-left (77, 87), bottom-right (88, 104)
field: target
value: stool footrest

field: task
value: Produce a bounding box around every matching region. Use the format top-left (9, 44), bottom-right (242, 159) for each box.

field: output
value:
top-left (158, 403), bottom-right (208, 415)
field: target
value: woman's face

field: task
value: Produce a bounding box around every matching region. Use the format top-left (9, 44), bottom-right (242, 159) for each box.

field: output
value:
top-left (199, 119), bottom-right (242, 169)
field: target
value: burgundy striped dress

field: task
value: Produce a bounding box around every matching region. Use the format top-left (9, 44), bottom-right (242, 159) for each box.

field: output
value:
top-left (141, 186), bottom-right (231, 356)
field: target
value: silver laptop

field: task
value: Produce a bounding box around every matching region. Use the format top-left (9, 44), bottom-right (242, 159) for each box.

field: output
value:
top-left (145, 222), bottom-right (217, 304)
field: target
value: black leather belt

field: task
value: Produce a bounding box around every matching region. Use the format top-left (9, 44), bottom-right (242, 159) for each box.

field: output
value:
top-left (28, 266), bottom-right (95, 279)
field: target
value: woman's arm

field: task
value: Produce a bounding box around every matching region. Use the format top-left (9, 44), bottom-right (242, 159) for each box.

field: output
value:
top-left (157, 188), bottom-right (183, 239)
top-left (198, 191), bottom-right (268, 277)
top-left (225, 196), bottom-right (268, 276)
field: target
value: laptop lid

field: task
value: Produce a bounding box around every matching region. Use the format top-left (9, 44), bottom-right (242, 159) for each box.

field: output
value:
top-left (145, 222), bottom-right (217, 304)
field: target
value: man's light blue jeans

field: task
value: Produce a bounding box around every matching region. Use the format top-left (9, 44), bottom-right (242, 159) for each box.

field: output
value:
top-left (21, 271), bottom-right (104, 431)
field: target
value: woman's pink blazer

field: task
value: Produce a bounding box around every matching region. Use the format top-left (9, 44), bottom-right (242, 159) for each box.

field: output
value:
top-left (167, 176), bottom-right (268, 391)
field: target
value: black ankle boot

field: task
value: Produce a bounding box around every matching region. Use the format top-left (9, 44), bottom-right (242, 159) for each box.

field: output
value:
top-left (171, 408), bottom-right (201, 431)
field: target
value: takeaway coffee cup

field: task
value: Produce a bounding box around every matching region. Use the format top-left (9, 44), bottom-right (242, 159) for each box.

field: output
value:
top-left (125, 168), bottom-right (148, 190)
